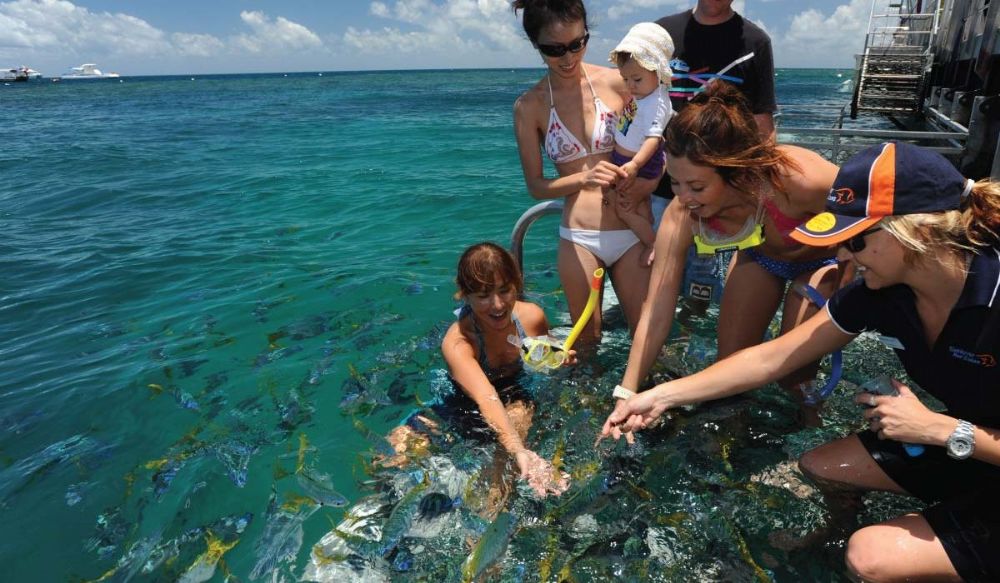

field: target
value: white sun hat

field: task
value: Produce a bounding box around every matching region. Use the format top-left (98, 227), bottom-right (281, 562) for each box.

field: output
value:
top-left (609, 22), bottom-right (675, 85)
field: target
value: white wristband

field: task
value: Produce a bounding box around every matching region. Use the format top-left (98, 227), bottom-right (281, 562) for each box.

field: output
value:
top-left (612, 385), bottom-right (636, 400)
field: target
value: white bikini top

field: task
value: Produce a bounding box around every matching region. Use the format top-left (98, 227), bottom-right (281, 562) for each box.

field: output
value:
top-left (545, 66), bottom-right (616, 164)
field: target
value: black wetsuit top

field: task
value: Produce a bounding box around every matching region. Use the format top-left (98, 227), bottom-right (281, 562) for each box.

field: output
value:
top-left (429, 306), bottom-right (533, 441)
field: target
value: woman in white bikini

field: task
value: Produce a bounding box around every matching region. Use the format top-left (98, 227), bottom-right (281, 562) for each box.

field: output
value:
top-left (512, 0), bottom-right (658, 345)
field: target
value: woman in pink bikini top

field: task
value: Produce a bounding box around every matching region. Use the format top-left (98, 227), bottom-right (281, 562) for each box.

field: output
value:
top-left (609, 81), bottom-right (844, 432)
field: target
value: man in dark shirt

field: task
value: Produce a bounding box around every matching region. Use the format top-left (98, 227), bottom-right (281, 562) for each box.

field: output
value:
top-left (653, 0), bottom-right (776, 199)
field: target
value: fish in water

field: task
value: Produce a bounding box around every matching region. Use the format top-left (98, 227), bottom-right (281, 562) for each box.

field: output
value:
top-left (337, 479), bottom-right (428, 558)
top-left (417, 492), bottom-right (458, 520)
top-left (213, 438), bottom-right (260, 488)
top-left (176, 530), bottom-right (240, 583)
top-left (249, 487), bottom-right (319, 580)
top-left (296, 467), bottom-right (348, 507)
top-left (462, 511), bottom-right (518, 583)
top-left (339, 364), bottom-right (391, 413)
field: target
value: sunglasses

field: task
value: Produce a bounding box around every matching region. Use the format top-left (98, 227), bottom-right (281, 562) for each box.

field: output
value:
top-left (537, 32), bottom-right (590, 58)
top-left (840, 225), bottom-right (883, 253)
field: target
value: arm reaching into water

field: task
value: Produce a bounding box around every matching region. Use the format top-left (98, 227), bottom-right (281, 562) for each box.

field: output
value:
top-left (602, 307), bottom-right (854, 437)
top-left (603, 198), bottom-right (695, 438)
top-left (442, 307), bottom-right (569, 497)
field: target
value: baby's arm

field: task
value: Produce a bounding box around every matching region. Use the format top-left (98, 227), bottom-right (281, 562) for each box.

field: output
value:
top-left (616, 197), bottom-right (655, 247)
top-left (618, 135), bottom-right (662, 191)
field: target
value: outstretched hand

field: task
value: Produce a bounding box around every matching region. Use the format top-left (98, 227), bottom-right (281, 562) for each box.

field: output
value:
top-left (600, 389), bottom-right (668, 439)
top-left (514, 449), bottom-right (570, 497)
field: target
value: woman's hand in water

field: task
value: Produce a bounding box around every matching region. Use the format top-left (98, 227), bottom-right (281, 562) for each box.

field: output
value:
top-left (560, 349), bottom-right (578, 367)
top-left (582, 161), bottom-right (628, 190)
top-left (514, 449), bottom-right (569, 497)
top-left (600, 398), bottom-right (640, 444)
top-left (601, 388), bottom-right (669, 437)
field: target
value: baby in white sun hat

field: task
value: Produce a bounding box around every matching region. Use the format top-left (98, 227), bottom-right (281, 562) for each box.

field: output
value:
top-left (608, 22), bottom-right (675, 264)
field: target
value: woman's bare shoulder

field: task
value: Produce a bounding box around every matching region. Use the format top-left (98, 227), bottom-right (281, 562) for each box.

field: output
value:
top-left (514, 80), bottom-right (548, 115)
top-left (779, 144), bottom-right (833, 167)
top-left (778, 144), bottom-right (838, 205)
top-left (589, 64), bottom-right (626, 93)
top-left (515, 301), bottom-right (547, 331)
top-left (441, 320), bottom-right (471, 354)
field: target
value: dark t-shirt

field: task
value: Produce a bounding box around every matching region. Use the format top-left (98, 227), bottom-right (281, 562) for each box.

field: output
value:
top-left (827, 247), bottom-right (1000, 427)
top-left (656, 10), bottom-right (776, 115)
top-left (653, 10), bottom-right (776, 198)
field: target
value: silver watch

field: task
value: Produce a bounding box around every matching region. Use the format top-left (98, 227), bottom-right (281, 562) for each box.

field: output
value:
top-left (946, 420), bottom-right (976, 460)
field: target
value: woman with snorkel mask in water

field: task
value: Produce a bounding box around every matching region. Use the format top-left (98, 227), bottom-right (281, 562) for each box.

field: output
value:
top-left (384, 243), bottom-right (570, 513)
top-left (607, 81), bottom-right (841, 428)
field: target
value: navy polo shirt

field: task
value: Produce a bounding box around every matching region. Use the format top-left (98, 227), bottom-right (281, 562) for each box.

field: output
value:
top-left (827, 247), bottom-right (1000, 427)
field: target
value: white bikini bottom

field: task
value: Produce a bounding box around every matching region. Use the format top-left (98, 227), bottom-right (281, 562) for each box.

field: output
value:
top-left (559, 227), bottom-right (640, 266)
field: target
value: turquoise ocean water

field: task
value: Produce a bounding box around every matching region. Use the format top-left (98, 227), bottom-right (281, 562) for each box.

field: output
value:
top-left (2, 68), bottom-right (907, 581)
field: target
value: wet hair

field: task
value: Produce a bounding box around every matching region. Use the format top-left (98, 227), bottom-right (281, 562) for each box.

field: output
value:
top-left (454, 242), bottom-right (523, 299)
top-left (664, 81), bottom-right (797, 200)
top-left (511, 0), bottom-right (588, 44)
top-left (883, 179), bottom-right (1000, 269)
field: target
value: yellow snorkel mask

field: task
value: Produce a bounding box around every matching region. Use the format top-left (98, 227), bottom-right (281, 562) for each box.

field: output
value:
top-left (692, 205), bottom-right (765, 256)
top-left (693, 222), bottom-right (764, 255)
top-left (512, 268), bottom-right (604, 372)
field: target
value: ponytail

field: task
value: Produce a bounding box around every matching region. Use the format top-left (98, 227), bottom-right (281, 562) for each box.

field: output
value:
top-left (962, 179), bottom-right (1000, 248)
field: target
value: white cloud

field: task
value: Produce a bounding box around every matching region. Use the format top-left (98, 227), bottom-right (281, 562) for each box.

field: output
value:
top-left (770, 0), bottom-right (868, 67)
top-left (171, 32), bottom-right (226, 58)
top-left (0, 0), bottom-right (325, 73)
top-left (233, 10), bottom-right (322, 54)
top-left (349, 0), bottom-right (524, 57)
top-left (0, 0), bottom-right (170, 55)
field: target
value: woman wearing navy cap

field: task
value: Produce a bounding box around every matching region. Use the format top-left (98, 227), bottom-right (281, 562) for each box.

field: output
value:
top-left (602, 142), bottom-right (1000, 581)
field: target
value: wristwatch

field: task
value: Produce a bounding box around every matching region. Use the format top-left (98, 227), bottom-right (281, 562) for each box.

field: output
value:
top-left (612, 385), bottom-right (636, 400)
top-left (946, 419), bottom-right (976, 460)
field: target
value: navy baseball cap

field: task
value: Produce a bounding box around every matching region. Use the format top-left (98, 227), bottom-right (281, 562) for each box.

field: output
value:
top-left (792, 142), bottom-right (972, 246)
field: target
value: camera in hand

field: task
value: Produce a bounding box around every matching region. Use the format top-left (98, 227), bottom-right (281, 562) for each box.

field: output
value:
top-left (858, 376), bottom-right (925, 457)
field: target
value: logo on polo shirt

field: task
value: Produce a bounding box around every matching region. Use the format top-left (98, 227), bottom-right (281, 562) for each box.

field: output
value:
top-left (949, 346), bottom-right (997, 367)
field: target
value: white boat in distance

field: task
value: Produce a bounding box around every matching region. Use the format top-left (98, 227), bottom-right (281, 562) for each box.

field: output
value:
top-left (2, 66), bottom-right (42, 82)
top-left (59, 64), bottom-right (120, 80)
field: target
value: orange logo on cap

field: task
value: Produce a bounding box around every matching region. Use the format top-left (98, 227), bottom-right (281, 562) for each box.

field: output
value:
top-left (833, 188), bottom-right (855, 204)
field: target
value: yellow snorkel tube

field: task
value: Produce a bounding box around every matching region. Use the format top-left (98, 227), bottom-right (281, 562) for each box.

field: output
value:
top-left (517, 268), bottom-right (605, 371)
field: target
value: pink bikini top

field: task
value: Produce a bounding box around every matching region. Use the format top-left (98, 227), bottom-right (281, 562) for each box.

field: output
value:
top-left (762, 198), bottom-right (804, 246)
top-left (545, 66), bottom-right (616, 164)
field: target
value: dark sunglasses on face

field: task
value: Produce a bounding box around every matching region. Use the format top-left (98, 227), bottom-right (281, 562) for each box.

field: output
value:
top-left (840, 225), bottom-right (883, 253)
top-left (537, 32), bottom-right (590, 57)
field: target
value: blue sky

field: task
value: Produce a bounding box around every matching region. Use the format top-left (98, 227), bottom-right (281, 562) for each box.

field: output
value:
top-left (0, 0), bottom-right (868, 75)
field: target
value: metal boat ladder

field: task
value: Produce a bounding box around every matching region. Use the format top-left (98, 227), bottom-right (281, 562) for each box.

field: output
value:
top-left (509, 200), bottom-right (563, 274)
top-left (851, 0), bottom-right (940, 117)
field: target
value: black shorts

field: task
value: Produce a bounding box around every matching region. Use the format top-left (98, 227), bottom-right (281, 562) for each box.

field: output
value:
top-left (859, 430), bottom-right (1000, 581)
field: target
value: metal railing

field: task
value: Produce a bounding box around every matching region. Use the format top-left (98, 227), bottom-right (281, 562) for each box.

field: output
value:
top-left (509, 200), bottom-right (563, 273)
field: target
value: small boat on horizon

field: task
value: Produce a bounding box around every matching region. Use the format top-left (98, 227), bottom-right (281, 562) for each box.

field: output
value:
top-left (57, 63), bottom-right (120, 80)
top-left (2, 66), bottom-right (42, 82)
